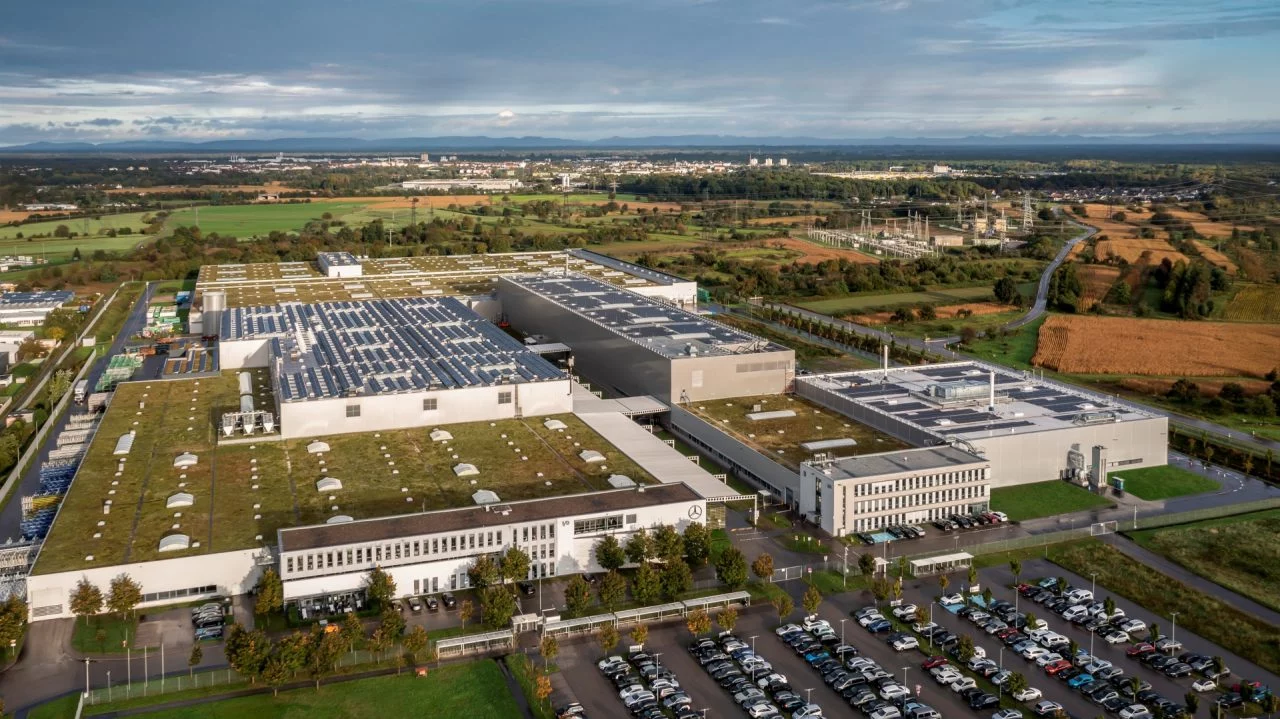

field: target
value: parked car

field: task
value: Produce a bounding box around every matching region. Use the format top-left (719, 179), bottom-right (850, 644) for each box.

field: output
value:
top-left (1191, 679), bottom-right (1217, 693)
top-left (408, 596), bottom-right (423, 613)
top-left (442, 593), bottom-right (457, 610)
top-left (1014, 688), bottom-right (1043, 702)
top-left (1032, 701), bottom-right (1063, 717)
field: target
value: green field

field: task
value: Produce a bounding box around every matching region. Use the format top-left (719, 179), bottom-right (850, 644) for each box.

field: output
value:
top-left (878, 309), bottom-right (1024, 341)
top-left (1127, 509), bottom-right (1280, 613)
top-left (798, 286), bottom-right (1001, 315)
top-left (0, 210), bottom-right (154, 240)
top-left (1109, 465), bottom-right (1218, 500)
top-left (29, 693), bottom-right (81, 719)
top-left (990, 479), bottom-right (1114, 522)
top-left (93, 660), bottom-right (521, 719)
top-left (163, 202), bottom-right (372, 237)
top-left (961, 315), bottom-right (1044, 369)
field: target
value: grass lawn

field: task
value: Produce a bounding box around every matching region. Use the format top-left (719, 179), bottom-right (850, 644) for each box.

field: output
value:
top-left (990, 480), bottom-right (1114, 522)
top-left (1127, 509), bottom-right (1280, 613)
top-left (163, 202), bottom-right (372, 237)
top-left (1049, 540), bottom-right (1280, 676)
top-left (1109, 465), bottom-right (1218, 501)
top-left (71, 614), bottom-right (138, 653)
top-left (878, 310), bottom-right (1024, 341)
top-left (112, 661), bottom-right (522, 719)
top-left (797, 286), bottom-right (1002, 315)
top-left (29, 693), bottom-right (81, 719)
top-left (960, 315), bottom-right (1045, 370)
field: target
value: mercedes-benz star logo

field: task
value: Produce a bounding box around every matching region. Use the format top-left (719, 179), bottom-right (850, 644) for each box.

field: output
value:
top-left (688, 505), bottom-right (703, 519)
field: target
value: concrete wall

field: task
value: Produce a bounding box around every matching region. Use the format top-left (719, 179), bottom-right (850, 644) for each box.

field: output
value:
top-left (218, 338), bottom-right (273, 370)
top-left (669, 350), bottom-right (793, 403)
top-left (972, 416), bottom-right (1168, 488)
top-left (27, 547), bottom-right (265, 621)
top-left (276, 380), bottom-right (573, 440)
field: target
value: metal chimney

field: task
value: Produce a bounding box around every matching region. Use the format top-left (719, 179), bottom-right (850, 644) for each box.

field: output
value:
top-left (882, 344), bottom-right (889, 379)
top-left (988, 371), bottom-right (996, 412)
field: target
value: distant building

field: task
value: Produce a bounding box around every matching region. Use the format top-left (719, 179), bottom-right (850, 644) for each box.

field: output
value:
top-left (420, 153), bottom-right (430, 163)
top-left (778, 158), bottom-right (788, 167)
top-left (763, 158), bottom-right (774, 167)
top-left (748, 157), bottom-right (759, 167)
top-left (0, 291), bottom-right (74, 326)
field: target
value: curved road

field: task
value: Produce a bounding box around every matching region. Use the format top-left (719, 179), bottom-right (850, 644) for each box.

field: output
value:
top-left (1005, 216), bottom-right (1096, 329)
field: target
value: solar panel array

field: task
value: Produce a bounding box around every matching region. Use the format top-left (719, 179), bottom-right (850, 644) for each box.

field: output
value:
top-left (0, 290), bottom-right (74, 307)
top-left (508, 274), bottom-right (783, 358)
top-left (223, 297), bottom-right (565, 402)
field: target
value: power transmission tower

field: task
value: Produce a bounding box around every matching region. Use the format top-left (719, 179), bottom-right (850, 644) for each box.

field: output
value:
top-left (1023, 192), bottom-right (1034, 229)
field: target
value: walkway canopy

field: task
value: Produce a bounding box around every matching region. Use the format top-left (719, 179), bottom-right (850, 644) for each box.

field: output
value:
top-left (680, 591), bottom-right (751, 613)
top-left (910, 552), bottom-right (973, 576)
top-left (614, 602), bottom-right (684, 626)
top-left (542, 612), bottom-right (616, 638)
top-left (436, 629), bottom-right (514, 658)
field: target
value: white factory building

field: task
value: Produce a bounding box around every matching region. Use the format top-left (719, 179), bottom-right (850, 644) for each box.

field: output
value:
top-left (217, 296), bottom-right (573, 439)
top-left (0, 290), bottom-right (74, 326)
top-left (277, 483), bottom-right (705, 602)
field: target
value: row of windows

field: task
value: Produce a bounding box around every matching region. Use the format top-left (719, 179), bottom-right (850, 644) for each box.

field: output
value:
top-left (851, 485), bottom-right (987, 514)
top-left (345, 393), bottom-right (508, 419)
top-left (848, 503), bottom-right (985, 532)
top-left (142, 584), bottom-right (218, 604)
top-left (574, 514), bottom-right (623, 535)
top-left (853, 469), bottom-right (984, 496)
top-left (284, 522), bottom-right (557, 576)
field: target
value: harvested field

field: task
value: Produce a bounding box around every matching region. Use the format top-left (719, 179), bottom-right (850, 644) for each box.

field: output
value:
top-left (1076, 264), bottom-right (1121, 308)
top-left (1164, 208), bottom-right (1256, 237)
top-left (747, 215), bottom-right (822, 226)
top-left (331, 195), bottom-right (685, 212)
top-left (1079, 203), bottom-right (1150, 237)
top-left (1118, 376), bottom-right (1273, 397)
top-left (1191, 240), bottom-right (1238, 273)
top-left (851, 301), bottom-right (1009, 325)
top-left (1032, 315), bottom-right (1280, 377)
top-left (777, 237), bottom-right (878, 264)
top-left (1223, 284), bottom-right (1280, 322)
top-left (1095, 237), bottom-right (1187, 265)
top-left (0, 209), bottom-right (37, 224)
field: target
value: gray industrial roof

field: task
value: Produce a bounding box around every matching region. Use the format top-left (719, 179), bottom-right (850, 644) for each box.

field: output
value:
top-left (504, 274), bottom-right (786, 359)
top-left (799, 361), bottom-right (1158, 441)
top-left (816, 445), bottom-right (987, 480)
top-left (222, 297), bottom-right (565, 401)
top-left (317, 251), bottom-right (360, 267)
top-left (0, 290), bottom-right (74, 307)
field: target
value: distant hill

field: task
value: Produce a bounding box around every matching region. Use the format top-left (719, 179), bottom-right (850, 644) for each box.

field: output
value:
top-left (2, 131), bottom-right (1280, 154)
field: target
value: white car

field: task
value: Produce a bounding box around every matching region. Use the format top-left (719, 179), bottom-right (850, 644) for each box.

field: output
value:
top-left (934, 670), bottom-right (963, 685)
top-left (1022, 646), bottom-right (1049, 661)
top-left (1192, 679), bottom-right (1217, 693)
top-left (747, 703), bottom-right (780, 719)
top-left (1032, 701), bottom-right (1063, 717)
top-left (881, 684), bottom-right (911, 701)
top-left (1119, 705), bottom-right (1152, 719)
top-left (993, 711), bottom-right (1023, 719)
top-left (1117, 619), bottom-right (1147, 634)
top-left (793, 704), bottom-right (823, 719)
top-left (870, 707), bottom-right (902, 719)
top-left (1014, 688), bottom-right (1043, 702)
top-left (1103, 630), bottom-right (1130, 645)
top-left (1084, 659), bottom-right (1112, 674)
top-left (858, 613), bottom-right (886, 627)
top-left (892, 636), bottom-right (919, 651)
top-left (598, 656), bottom-right (626, 672)
top-left (893, 604), bottom-right (919, 620)
top-left (951, 678), bottom-right (978, 693)
top-left (776, 623), bottom-right (803, 637)
top-left (990, 511), bottom-right (1009, 522)
top-left (913, 621), bottom-right (939, 634)
top-left (756, 672), bottom-right (787, 689)
top-left (619, 685), bottom-right (648, 701)
top-left (939, 593), bottom-right (964, 606)
top-left (803, 616), bottom-right (833, 633)
top-left (1035, 652), bottom-right (1064, 668)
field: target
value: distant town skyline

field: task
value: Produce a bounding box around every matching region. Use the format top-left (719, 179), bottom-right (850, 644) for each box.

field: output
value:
top-left (1, 0), bottom-right (1278, 145)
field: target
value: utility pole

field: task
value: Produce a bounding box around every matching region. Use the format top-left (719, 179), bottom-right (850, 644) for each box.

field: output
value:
top-left (1023, 192), bottom-right (1034, 229)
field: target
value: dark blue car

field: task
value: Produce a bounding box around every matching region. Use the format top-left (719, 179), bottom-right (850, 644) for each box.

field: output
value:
top-left (866, 619), bottom-right (892, 633)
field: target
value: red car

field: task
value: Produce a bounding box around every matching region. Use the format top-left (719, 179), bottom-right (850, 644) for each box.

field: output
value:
top-left (1045, 660), bottom-right (1074, 676)
top-left (996, 628), bottom-right (1020, 640)
top-left (1127, 643), bottom-right (1156, 657)
top-left (921, 656), bottom-right (949, 669)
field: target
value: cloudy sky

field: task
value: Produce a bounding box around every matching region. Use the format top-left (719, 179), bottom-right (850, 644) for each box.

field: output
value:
top-left (1, 0), bottom-right (1278, 144)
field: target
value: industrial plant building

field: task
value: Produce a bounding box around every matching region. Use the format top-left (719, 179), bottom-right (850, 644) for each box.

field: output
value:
top-left (497, 274), bottom-right (795, 403)
top-left (0, 290), bottom-right (74, 326)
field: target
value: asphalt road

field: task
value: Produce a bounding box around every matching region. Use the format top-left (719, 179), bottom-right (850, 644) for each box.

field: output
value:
top-left (1005, 218), bottom-right (1096, 330)
top-left (0, 283), bottom-right (153, 543)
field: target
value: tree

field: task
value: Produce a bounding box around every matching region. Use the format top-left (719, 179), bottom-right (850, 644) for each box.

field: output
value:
top-left (1006, 672), bottom-right (1028, 697)
top-left (254, 568), bottom-right (283, 616)
top-left (982, 588), bottom-right (993, 608)
top-left (564, 575), bottom-right (592, 614)
top-left (1009, 559), bottom-right (1022, 588)
top-left (683, 522), bottom-right (711, 567)
top-left (305, 627), bottom-right (345, 687)
top-left (500, 546), bottom-right (532, 585)
top-left (957, 634), bottom-right (976, 663)
top-left (1026, 611), bottom-right (1038, 629)
top-left (482, 585), bottom-right (517, 629)
top-left (1150, 622), bottom-right (1160, 642)
top-left (595, 535), bottom-right (627, 571)
top-left (860, 553), bottom-right (877, 577)
top-left (403, 625), bottom-right (429, 666)
top-left (364, 566), bottom-right (396, 608)
top-left (106, 573), bottom-right (142, 621)
top-left (598, 570), bottom-right (627, 611)
top-left (1103, 597), bottom-right (1116, 620)
top-left (598, 624), bottom-right (620, 655)
top-left (752, 553), bottom-right (775, 583)
top-left (535, 674), bottom-right (554, 708)
top-left (625, 529), bottom-right (653, 565)
top-left (467, 554), bottom-right (501, 589)
top-left (653, 524), bottom-right (684, 562)
top-left (968, 566), bottom-right (979, 591)
top-left (774, 595), bottom-right (794, 624)
top-left (69, 578), bottom-right (103, 626)
top-left (994, 277), bottom-right (1021, 305)
top-left (95, 627), bottom-right (107, 652)
top-left (1055, 577), bottom-right (1067, 596)
top-left (1185, 692), bottom-right (1200, 716)
top-left (872, 577), bottom-right (890, 606)
top-left (1260, 694), bottom-right (1279, 719)
top-left (686, 608), bottom-right (712, 636)
top-left (719, 607), bottom-right (739, 633)
top-left (661, 559), bottom-right (693, 600)
top-left (224, 625), bottom-right (271, 684)
top-left (458, 599), bottom-right (474, 629)
top-left (261, 653), bottom-right (291, 697)
top-left (368, 626), bottom-right (394, 662)
top-left (802, 585), bottom-right (822, 616)
top-left (276, 631), bottom-right (310, 678)
top-left (46, 370), bottom-right (71, 406)
top-left (540, 634), bottom-right (559, 670)
top-left (188, 644), bottom-right (202, 679)
top-left (715, 547), bottom-right (749, 589)
top-left (340, 612), bottom-right (364, 652)
top-left (632, 562), bottom-right (661, 605)
top-left (938, 574), bottom-right (950, 596)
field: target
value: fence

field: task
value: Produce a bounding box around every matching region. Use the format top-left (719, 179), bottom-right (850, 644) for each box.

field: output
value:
top-left (1131, 497), bottom-right (1280, 531)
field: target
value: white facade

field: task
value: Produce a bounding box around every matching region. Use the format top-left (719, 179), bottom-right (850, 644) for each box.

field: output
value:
top-left (800, 448), bottom-right (991, 537)
top-left (27, 547), bottom-right (267, 621)
top-left (277, 485), bottom-right (705, 601)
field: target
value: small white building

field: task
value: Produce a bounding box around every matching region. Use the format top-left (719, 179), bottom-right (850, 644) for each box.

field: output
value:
top-left (277, 483), bottom-right (706, 601)
top-left (317, 252), bottom-right (363, 279)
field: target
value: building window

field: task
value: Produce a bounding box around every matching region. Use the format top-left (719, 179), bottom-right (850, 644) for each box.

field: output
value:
top-left (423, 398), bottom-right (438, 411)
top-left (574, 515), bottom-right (624, 535)
top-left (498, 391), bottom-right (513, 405)
top-left (346, 403), bottom-right (361, 418)
top-left (287, 557), bottom-right (294, 573)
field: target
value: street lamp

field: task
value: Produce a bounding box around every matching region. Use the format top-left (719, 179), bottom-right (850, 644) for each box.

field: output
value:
top-left (902, 666), bottom-right (910, 687)
top-left (1170, 612), bottom-right (1178, 647)
top-left (999, 647), bottom-right (1004, 671)
top-left (840, 619), bottom-right (848, 646)
top-left (806, 688), bottom-right (814, 704)
top-left (1089, 572), bottom-right (1097, 599)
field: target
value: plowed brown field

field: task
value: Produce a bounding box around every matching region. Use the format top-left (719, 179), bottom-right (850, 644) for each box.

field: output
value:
top-left (1032, 315), bottom-right (1280, 377)
top-left (1095, 238), bottom-right (1187, 265)
top-left (1191, 240), bottom-right (1238, 273)
top-left (779, 238), bottom-right (878, 264)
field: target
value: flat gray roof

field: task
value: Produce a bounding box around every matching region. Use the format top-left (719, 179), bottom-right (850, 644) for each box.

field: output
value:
top-left (317, 251), bottom-right (360, 267)
top-left (504, 274), bottom-right (787, 359)
top-left (799, 361), bottom-right (1158, 442)
top-left (816, 445), bottom-right (987, 481)
top-left (222, 297), bottom-right (565, 401)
